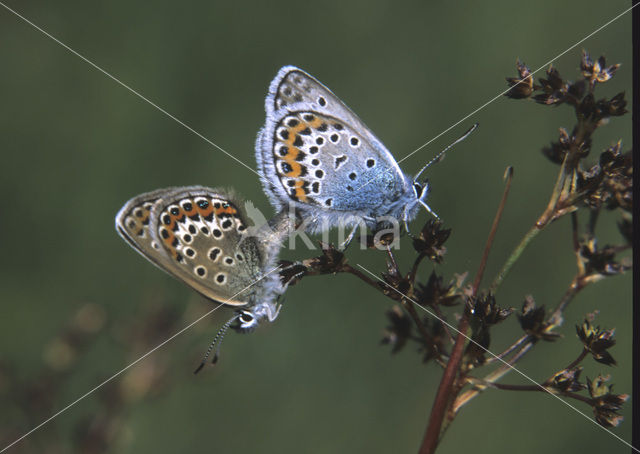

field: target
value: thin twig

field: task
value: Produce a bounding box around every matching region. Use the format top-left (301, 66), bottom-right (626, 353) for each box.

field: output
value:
top-left (454, 270), bottom-right (590, 412)
top-left (490, 156), bottom-right (571, 293)
top-left (419, 167), bottom-right (513, 454)
top-left (481, 382), bottom-right (593, 405)
top-left (563, 348), bottom-right (589, 372)
top-left (484, 334), bottom-right (529, 364)
top-left (453, 340), bottom-right (534, 413)
top-left (341, 264), bottom-right (384, 290)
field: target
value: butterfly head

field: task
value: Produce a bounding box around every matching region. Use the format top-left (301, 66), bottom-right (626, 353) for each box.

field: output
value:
top-left (400, 178), bottom-right (439, 234)
top-left (233, 300), bottom-right (282, 333)
top-left (412, 179), bottom-right (430, 205)
top-left (235, 309), bottom-right (260, 332)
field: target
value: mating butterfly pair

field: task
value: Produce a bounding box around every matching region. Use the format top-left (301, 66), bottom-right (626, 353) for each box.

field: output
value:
top-left (116, 67), bottom-right (464, 369)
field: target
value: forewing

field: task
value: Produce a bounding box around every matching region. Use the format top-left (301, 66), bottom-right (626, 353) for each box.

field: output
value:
top-left (260, 67), bottom-right (407, 210)
top-left (267, 66), bottom-right (355, 116)
top-left (116, 188), bottom-right (174, 272)
top-left (261, 108), bottom-right (406, 211)
top-left (266, 67), bottom-right (402, 168)
top-left (117, 187), bottom-right (265, 306)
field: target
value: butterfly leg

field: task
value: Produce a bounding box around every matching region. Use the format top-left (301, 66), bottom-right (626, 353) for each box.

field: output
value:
top-left (418, 199), bottom-right (440, 221)
top-left (339, 214), bottom-right (374, 251)
top-left (266, 302), bottom-right (282, 322)
top-left (403, 218), bottom-right (416, 239)
top-left (337, 223), bottom-right (360, 251)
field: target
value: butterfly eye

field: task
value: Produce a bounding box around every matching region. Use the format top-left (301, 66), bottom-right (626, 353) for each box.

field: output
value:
top-left (413, 182), bottom-right (423, 197)
top-left (240, 312), bottom-right (254, 324)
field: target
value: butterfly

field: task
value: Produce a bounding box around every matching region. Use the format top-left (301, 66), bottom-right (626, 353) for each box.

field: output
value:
top-left (115, 186), bottom-right (293, 370)
top-left (255, 66), bottom-right (475, 240)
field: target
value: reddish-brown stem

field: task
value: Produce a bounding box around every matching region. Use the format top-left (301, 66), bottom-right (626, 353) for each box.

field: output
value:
top-left (419, 313), bottom-right (470, 454)
top-left (471, 167), bottom-right (513, 294)
top-left (419, 167), bottom-right (513, 454)
top-left (341, 264), bottom-right (383, 290)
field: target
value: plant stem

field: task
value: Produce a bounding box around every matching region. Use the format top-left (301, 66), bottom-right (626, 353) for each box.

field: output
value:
top-left (403, 297), bottom-right (445, 366)
top-left (343, 263), bottom-right (444, 365)
top-left (420, 311), bottom-right (470, 454)
top-left (341, 264), bottom-right (383, 290)
top-left (489, 225), bottom-right (540, 293)
top-left (490, 157), bottom-right (571, 293)
top-left (452, 340), bottom-right (534, 412)
top-left (408, 252), bottom-right (427, 282)
top-left (454, 270), bottom-right (589, 412)
top-left (419, 168), bottom-right (512, 454)
top-left (549, 276), bottom-right (582, 328)
top-left (407, 251), bottom-right (455, 345)
top-left (484, 382), bottom-right (593, 404)
top-left (385, 247), bottom-right (444, 363)
top-left (473, 166), bottom-right (513, 293)
top-left (484, 334), bottom-right (529, 364)
top-left (563, 348), bottom-right (589, 371)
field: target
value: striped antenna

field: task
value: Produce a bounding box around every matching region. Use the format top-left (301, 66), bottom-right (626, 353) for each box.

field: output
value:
top-left (414, 123), bottom-right (479, 181)
top-left (194, 313), bottom-right (241, 374)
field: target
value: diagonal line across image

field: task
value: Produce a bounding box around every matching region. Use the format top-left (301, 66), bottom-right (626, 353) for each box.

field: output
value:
top-left (356, 264), bottom-right (638, 453)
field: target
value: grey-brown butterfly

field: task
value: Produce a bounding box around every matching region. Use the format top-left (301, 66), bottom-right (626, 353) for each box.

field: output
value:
top-left (115, 186), bottom-right (294, 371)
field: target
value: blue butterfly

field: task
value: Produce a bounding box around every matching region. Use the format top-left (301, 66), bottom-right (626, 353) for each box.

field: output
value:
top-left (255, 66), bottom-right (474, 238)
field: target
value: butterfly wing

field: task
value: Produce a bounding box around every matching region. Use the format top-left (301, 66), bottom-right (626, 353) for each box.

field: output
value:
top-left (258, 105), bottom-right (408, 212)
top-left (258, 67), bottom-right (408, 213)
top-left (115, 188), bottom-right (175, 272)
top-left (265, 66), bottom-right (370, 131)
top-left (116, 187), bottom-right (267, 306)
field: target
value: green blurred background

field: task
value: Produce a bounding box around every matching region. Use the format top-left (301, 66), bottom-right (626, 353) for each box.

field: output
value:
top-left (0, 1), bottom-right (632, 453)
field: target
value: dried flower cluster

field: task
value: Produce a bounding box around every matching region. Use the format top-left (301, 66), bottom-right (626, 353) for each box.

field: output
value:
top-left (587, 375), bottom-right (629, 428)
top-left (507, 51), bottom-right (631, 224)
top-left (286, 51), bottom-right (630, 453)
top-left (6, 51), bottom-right (629, 454)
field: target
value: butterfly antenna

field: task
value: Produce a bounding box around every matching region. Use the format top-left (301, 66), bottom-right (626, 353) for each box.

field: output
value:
top-left (413, 123), bottom-right (479, 181)
top-left (194, 313), bottom-right (240, 374)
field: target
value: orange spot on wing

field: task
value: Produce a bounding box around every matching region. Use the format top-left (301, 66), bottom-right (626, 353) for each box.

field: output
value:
top-left (293, 180), bottom-right (308, 202)
top-left (215, 204), bottom-right (238, 216)
top-left (308, 117), bottom-right (323, 129)
top-left (282, 147), bottom-right (300, 161)
top-left (275, 116), bottom-right (320, 185)
top-left (284, 122), bottom-right (308, 146)
top-left (183, 203), bottom-right (197, 217)
top-left (285, 161), bottom-right (303, 177)
top-left (276, 142), bottom-right (304, 178)
top-left (165, 217), bottom-right (176, 231)
top-left (161, 231), bottom-right (178, 258)
top-left (196, 202), bottom-right (214, 218)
